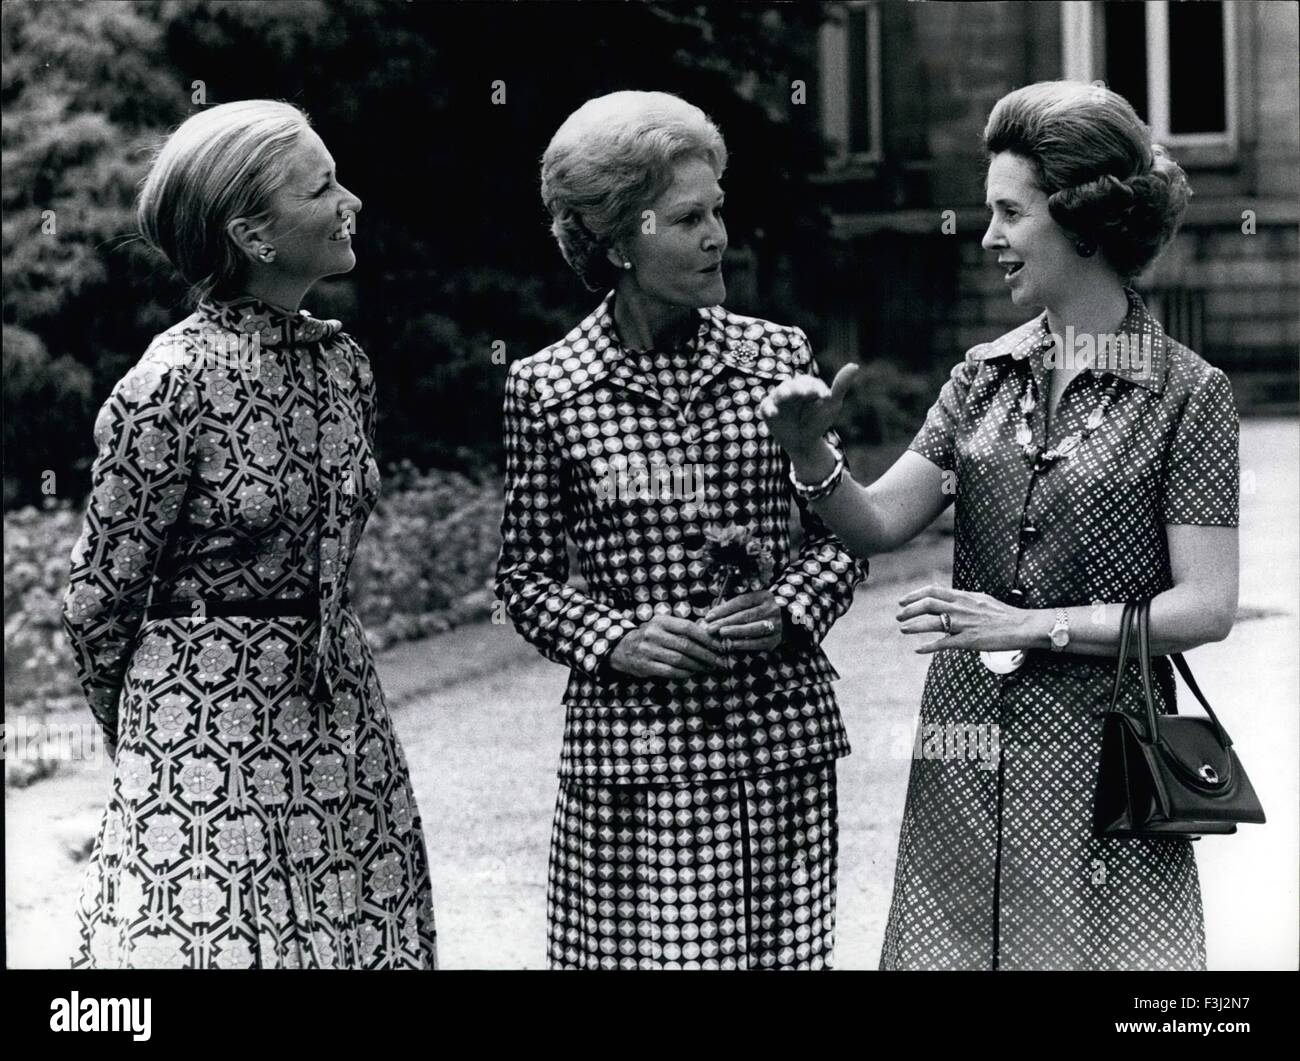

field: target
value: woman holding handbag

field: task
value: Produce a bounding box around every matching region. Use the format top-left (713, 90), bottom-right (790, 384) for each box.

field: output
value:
top-left (761, 81), bottom-right (1241, 969)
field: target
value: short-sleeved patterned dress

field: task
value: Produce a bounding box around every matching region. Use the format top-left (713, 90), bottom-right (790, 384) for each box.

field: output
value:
top-left (879, 288), bottom-right (1239, 970)
top-left (62, 296), bottom-right (437, 969)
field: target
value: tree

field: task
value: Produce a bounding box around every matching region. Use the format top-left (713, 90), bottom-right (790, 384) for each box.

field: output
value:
top-left (2, 0), bottom-right (190, 504)
top-left (2, 0), bottom-right (834, 504)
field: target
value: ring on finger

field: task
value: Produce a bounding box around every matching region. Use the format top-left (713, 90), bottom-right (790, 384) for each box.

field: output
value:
top-left (939, 612), bottom-right (952, 635)
top-left (762, 619), bottom-right (776, 635)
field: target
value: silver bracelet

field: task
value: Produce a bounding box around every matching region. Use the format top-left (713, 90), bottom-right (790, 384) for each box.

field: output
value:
top-left (789, 447), bottom-right (846, 502)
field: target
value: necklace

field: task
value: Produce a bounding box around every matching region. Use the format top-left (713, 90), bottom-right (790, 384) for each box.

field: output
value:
top-left (1014, 373), bottom-right (1123, 465)
top-left (983, 371), bottom-right (1123, 677)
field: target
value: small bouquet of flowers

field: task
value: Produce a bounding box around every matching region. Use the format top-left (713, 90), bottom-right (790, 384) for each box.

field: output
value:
top-left (696, 523), bottom-right (776, 690)
top-left (701, 523), bottom-right (774, 607)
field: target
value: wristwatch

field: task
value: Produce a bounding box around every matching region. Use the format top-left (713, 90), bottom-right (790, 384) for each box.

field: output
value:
top-left (1048, 607), bottom-right (1070, 651)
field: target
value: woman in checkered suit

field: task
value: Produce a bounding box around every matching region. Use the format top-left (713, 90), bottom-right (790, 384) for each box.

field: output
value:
top-left (495, 91), bottom-right (868, 969)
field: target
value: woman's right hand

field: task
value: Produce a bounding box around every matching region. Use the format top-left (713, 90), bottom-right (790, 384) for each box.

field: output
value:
top-left (608, 614), bottom-right (727, 679)
top-left (759, 364), bottom-right (860, 457)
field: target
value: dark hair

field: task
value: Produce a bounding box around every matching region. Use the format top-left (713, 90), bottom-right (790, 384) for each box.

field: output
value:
top-left (983, 81), bottom-right (1191, 278)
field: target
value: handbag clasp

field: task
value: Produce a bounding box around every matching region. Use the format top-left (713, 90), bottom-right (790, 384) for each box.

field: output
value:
top-left (1198, 763), bottom-right (1219, 784)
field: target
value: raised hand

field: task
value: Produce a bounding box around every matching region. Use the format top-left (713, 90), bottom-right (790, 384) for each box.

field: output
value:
top-left (759, 363), bottom-right (860, 457)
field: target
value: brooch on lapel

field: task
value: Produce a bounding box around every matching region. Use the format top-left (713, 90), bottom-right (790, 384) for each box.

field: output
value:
top-left (725, 339), bottom-right (761, 369)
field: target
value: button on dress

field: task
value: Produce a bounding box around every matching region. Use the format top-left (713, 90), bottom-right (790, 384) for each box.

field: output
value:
top-left (62, 297), bottom-right (437, 968)
top-left (879, 288), bottom-right (1239, 970)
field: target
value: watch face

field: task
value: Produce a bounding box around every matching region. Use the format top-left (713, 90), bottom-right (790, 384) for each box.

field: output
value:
top-left (1050, 627), bottom-right (1069, 647)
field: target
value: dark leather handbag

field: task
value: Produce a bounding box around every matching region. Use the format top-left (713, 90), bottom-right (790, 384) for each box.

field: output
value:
top-left (1094, 598), bottom-right (1266, 838)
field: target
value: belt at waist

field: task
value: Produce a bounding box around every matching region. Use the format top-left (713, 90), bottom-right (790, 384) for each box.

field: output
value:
top-left (145, 593), bottom-right (348, 620)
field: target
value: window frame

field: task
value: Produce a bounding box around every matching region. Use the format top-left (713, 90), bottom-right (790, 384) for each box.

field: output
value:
top-left (819, 0), bottom-right (884, 169)
top-left (1061, 0), bottom-right (1238, 160)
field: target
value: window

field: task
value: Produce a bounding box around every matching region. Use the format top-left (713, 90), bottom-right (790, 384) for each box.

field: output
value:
top-left (1161, 1), bottom-right (1229, 137)
top-left (820, 1), bottom-right (883, 166)
top-left (1061, 0), bottom-right (1237, 155)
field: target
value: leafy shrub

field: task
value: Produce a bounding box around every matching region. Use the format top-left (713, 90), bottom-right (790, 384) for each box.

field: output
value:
top-left (350, 463), bottom-right (503, 649)
top-left (2, 328), bottom-right (95, 507)
top-left (836, 360), bottom-right (948, 447)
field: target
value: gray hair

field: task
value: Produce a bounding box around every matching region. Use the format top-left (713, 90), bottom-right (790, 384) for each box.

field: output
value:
top-left (540, 90), bottom-right (728, 291)
top-left (137, 99), bottom-right (313, 303)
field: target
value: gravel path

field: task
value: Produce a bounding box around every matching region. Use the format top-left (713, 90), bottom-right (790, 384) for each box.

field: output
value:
top-left (7, 420), bottom-right (1296, 969)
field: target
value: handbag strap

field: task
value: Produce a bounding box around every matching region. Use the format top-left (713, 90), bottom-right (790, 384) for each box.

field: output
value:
top-left (1107, 599), bottom-right (1139, 715)
top-left (1168, 651), bottom-right (1234, 747)
top-left (1134, 597), bottom-right (1234, 748)
top-left (1134, 599), bottom-right (1161, 741)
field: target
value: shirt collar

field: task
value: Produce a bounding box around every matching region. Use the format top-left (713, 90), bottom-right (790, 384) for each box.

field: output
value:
top-left (591, 291), bottom-right (790, 379)
top-left (531, 292), bottom-right (795, 411)
top-left (584, 290), bottom-right (716, 359)
top-left (196, 295), bottom-right (343, 347)
top-left (967, 287), bottom-right (1169, 393)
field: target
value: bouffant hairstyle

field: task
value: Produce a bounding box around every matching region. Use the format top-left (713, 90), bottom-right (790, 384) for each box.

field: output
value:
top-left (137, 100), bottom-right (313, 303)
top-left (983, 81), bottom-right (1191, 278)
top-left (540, 90), bottom-right (728, 291)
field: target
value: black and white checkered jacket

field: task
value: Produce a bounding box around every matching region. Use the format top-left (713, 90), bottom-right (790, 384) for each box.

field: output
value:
top-left (496, 292), bottom-right (868, 786)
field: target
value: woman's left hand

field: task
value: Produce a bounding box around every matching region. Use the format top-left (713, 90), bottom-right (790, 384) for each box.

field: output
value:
top-left (896, 584), bottom-right (1034, 654)
top-left (705, 590), bottom-right (785, 653)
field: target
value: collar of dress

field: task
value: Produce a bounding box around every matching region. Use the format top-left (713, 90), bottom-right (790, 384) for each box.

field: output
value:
top-left (195, 295), bottom-right (343, 347)
top-left (965, 287), bottom-right (1169, 394)
top-left (531, 290), bottom-right (797, 411)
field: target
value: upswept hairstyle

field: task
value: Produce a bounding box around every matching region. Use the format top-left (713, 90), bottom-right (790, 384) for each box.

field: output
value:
top-left (983, 81), bottom-right (1191, 278)
top-left (137, 99), bottom-right (313, 303)
top-left (540, 90), bottom-right (727, 291)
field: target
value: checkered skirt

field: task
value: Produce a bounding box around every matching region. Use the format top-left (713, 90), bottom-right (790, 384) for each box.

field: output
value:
top-left (547, 762), bottom-right (838, 970)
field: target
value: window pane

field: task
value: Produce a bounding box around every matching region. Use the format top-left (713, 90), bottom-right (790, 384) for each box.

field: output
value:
top-left (1103, 1), bottom-right (1148, 122)
top-left (1169, 0), bottom-right (1226, 134)
top-left (848, 6), bottom-right (870, 154)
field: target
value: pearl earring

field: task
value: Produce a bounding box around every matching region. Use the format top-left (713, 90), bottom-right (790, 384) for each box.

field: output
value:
top-left (622, 261), bottom-right (632, 270)
top-left (258, 245), bottom-right (277, 263)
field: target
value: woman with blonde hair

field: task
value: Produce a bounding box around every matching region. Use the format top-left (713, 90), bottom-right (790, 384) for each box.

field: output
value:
top-left (764, 81), bottom-right (1238, 970)
top-left (63, 99), bottom-right (437, 968)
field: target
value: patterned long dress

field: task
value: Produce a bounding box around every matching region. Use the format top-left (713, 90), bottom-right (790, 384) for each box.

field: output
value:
top-left (62, 295), bottom-right (437, 969)
top-left (879, 289), bottom-right (1239, 970)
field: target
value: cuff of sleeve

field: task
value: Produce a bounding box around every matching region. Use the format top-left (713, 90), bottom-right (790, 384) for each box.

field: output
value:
top-left (582, 613), bottom-right (639, 675)
top-left (771, 577), bottom-right (827, 644)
